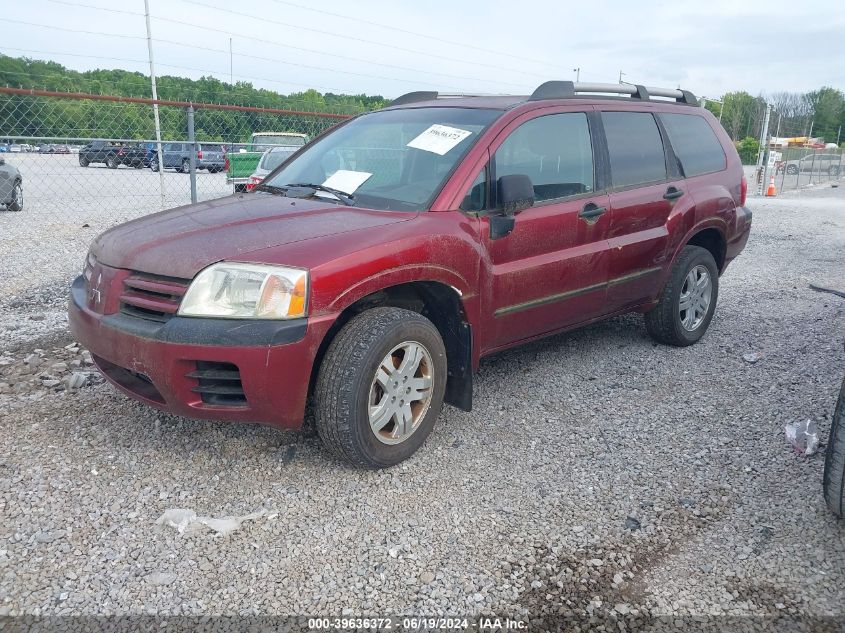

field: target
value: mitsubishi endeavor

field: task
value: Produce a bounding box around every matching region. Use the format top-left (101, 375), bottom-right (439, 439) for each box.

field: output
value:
top-left (69, 81), bottom-right (752, 467)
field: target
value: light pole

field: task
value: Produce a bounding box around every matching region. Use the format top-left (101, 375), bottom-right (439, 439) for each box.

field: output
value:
top-left (144, 0), bottom-right (166, 209)
top-left (618, 70), bottom-right (626, 84)
top-left (573, 67), bottom-right (580, 82)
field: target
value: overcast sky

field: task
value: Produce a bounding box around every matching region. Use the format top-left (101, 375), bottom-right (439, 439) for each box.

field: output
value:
top-left (2, 0), bottom-right (844, 100)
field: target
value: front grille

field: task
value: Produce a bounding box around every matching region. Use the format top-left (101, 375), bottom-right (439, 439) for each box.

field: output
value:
top-left (119, 272), bottom-right (190, 322)
top-left (187, 361), bottom-right (247, 407)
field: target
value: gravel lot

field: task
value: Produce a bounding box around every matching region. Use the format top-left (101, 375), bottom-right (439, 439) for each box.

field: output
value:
top-left (1, 182), bottom-right (844, 629)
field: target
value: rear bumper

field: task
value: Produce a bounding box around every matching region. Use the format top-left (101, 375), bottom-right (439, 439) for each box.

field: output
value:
top-left (68, 276), bottom-right (335, 428)
top-left (724, 205), bottom-right (752, 271)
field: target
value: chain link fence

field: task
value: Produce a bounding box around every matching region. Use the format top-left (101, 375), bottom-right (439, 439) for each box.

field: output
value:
top-left (0, 88), bottom-right (360, 295)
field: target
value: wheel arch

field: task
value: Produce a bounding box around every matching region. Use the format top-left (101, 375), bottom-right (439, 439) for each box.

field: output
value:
top-left (309, 280), bottom-right (473, 413)
top-left (685, 226), bottom-right (727, 272)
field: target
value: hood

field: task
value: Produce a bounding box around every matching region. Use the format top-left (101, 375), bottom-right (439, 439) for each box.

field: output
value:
top-left (91, 194), bottom-right (413, 279)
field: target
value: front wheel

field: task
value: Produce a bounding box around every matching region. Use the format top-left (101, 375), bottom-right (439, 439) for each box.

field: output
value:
top-left (106, 156), bottom-right (118, 169)
top-left (79, 156), bottom-right (89, 167)
top-left (315, 307), bottom-right (447, 468)
top-left (150, 160), bottom-right (159, 172)
top-left (823, 377), bottom-right (845, 519)
top-left (645, 245), bottom-right (719, 346)
top-left (7, 181), bottom-right (23, 212)
top-left (179, 159), bottom-right (191, 173)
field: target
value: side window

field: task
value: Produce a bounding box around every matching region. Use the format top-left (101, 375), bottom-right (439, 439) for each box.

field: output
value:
top-left (660, 113), bottom-right (726, 177)
top-left (602, 112), bottom-right (667, 187)
top-left (460, 167), bottom-right (487, 212)
top-left (495, 112), bottom-right (594, 203)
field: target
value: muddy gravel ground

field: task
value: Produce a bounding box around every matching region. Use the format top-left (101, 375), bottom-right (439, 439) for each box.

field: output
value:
top-left (1, 186), bottom-right (844, 631)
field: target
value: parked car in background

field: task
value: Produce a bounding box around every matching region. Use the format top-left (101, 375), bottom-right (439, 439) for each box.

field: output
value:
top-left (53, 145), bottom-right (71, 155)
top-left (782, 153), bottom-right (842, 175)
top-left (245, 146), bottom-right (298, 191)
top-left (227, 132), bottom-right (308, 191)
top-left (70, 81), bottom-right (752, 467)
top-left (0, 157), bottom-right (23, 212)
top-left (38, 144), bottom-right (54, 153)
top-left (149, 142), bottom-right (225, 173)
top-left (0, 144), bottom-right (9, 153)
top-left (79, 141), bottom-right (147, 168)
top-left (9, 144), bottom-right (22, 153)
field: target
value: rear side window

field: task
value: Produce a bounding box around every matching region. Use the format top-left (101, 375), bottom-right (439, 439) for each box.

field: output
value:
top-left (660, 113), bottom-right (726, 177)
top-left (494, 112), bottom-right (594, 203)
top-left (602, 112), bottom-right (667, 188)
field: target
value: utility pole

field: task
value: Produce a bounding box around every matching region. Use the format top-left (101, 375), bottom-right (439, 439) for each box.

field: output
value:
top-left (144, 0), bottom-right (166, 209)
top-left (755, 103), bottom-right (772, 196)
top-left (229, 37), bottom-right (234, 87)
top-left (618, 70), bottom-right (625, 84)
top-left (837, 125), bottom-right (842, 146)
top-left (573, 67), bottom-right (580, 82)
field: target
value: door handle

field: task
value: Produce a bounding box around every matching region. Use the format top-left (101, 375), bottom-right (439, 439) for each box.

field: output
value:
top-left (579, 202), bottom-right (607, 221)
top-left (663, 186), bottom-right (684, 200)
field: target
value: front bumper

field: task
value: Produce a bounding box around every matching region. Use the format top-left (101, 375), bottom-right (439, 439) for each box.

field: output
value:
top-left (68, 275), bottom-right (334, 428)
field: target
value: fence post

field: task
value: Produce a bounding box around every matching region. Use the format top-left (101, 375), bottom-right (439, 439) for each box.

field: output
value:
top-left (187, 104), bottom-right (198, 204)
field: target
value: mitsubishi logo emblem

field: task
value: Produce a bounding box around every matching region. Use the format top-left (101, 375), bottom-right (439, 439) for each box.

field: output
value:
top-left (89, 272), bottom-right (102, 305)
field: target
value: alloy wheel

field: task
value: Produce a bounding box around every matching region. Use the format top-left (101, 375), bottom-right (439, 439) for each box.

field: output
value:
top-left (678, 265), bottom-right (712, 331)
top-left (368, 341), bottom-right (434, 445)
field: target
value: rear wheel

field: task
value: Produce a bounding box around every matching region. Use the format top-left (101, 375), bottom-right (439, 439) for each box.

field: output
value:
top-left (823, 377), bottom-right (845, 519)
top-left (106, 156), bottom-right (118, 169)
top-left (786, 164), bottom-right (799, 175)
top-left (180, 158), bottom-right (191, 173)
top-left (645, 245), bottom-right (719, 346)
top-left (150, 160), bottom-right (159, 172)
top-left (315, 307), bottom-right (447, 468)
top-left (7, 181), bottom-right (23, 212)
top-left (78, 156), bottom-right (89, 167)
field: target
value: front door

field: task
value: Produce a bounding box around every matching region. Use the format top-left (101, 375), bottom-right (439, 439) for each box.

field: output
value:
top-left (478, 109), bottom-right (612, 351)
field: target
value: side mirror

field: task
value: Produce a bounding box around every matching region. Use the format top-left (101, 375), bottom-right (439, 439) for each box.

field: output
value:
top-left (497, 174), bottom-right (534, 215)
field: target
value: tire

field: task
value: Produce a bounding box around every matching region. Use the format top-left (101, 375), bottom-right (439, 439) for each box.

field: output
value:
top-left (106, 156), bottom-right (118, 169)
top-left (786, 164), bottom-right (799, 175)
top-left (79, 156), bottom-right (89, 167)
top-left (150, 160), bottom-right (159, 172)
top-left (823, 377), bottom-right (845, 519)
top-left (645, 245), bottom-right (719, 346)
top-left (7, 181), bottom-right (23, 212)
top-left (180, 159), bottom-right (191, 173)
top-left (234, 184), bottom-right (247, 193)
top-left (314, 307), bottom-right (447, 468)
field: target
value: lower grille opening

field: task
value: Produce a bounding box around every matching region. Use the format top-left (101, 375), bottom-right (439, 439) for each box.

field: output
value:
top-left (92, 355), bottom-right (165, 404)
top-left (187, 361), bottom-right (246, 407)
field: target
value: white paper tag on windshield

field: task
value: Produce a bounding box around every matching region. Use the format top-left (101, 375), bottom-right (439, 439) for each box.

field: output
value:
top-left (407, 124), bottom-right (472, 156)
top-left (322, 169), bottom-right (372, 194)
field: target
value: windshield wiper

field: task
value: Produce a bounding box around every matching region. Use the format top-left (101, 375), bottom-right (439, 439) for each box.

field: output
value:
top-left (284, 183), bottom-right (355, 206)
top-left (253, 183), bottom-right (289, 195)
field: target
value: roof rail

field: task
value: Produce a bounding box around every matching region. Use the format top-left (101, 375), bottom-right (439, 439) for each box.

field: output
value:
top-left (390, 91), bottom-right (508, 106)
top-left (529, 81), bottom-right (698, 106)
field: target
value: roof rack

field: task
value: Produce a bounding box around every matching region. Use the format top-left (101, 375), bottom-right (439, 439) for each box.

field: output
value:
top-left (391, 82), bottom-right (698, 107)
top-left (528, 81), bottom-right (698, 105)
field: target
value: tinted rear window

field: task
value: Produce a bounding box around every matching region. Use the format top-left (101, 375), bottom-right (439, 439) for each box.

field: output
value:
top-left (602, 112), bottom-right (667, 187)
top-left (660, 113), bottom-right (726, 177)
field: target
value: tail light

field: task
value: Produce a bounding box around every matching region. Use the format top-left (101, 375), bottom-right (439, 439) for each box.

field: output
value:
top-left (117, 149), bottom-right (124, 156)
top-left (197, 150), bottom-right (203, 160)
top-left (246, 176), bottom-right (263, 191)
top-left (740, 176), bottom-right (747, 207)
top-left (224, 156), bottom-right (230, 171)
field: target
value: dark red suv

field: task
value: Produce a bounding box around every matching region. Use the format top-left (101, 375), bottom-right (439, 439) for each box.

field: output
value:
top-left (70, 81), bottom-right (752, 467)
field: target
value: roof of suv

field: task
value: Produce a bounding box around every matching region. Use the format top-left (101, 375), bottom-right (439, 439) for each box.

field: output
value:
top-left (385, 81), bottom-right (699, 111)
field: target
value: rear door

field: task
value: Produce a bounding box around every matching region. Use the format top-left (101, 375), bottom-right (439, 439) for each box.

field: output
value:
top-left (477, 108), bottom-right (613, 350)
top-left (599, 109), bottom-right (684, 310)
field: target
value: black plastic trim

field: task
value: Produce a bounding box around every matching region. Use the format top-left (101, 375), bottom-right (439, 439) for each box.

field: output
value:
top-left (72, 276), bottom-right (307, 347)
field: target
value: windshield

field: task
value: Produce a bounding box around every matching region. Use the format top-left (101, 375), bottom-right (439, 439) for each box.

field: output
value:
top-left (260, 148), bottom-right (297, 171)
top-left (263, 107), bottom-right (500, 211)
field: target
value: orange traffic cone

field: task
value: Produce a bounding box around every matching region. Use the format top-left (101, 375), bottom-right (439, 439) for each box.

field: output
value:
top-left (765, 175), bottom-right (777, 197)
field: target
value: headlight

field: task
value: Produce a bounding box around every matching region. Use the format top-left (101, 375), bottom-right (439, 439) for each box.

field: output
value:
top-left (178, 263), bottom-right (308, 319)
